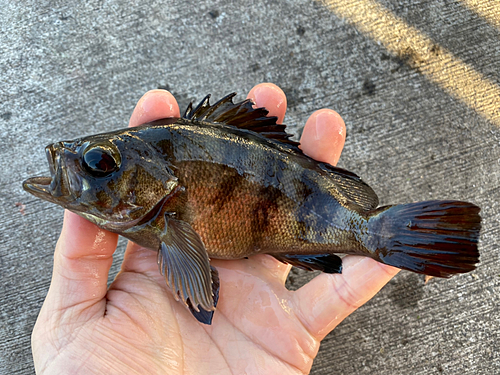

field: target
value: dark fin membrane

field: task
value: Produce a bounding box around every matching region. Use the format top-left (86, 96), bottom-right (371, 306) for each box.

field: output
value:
top-left (158, 218), bottom-right (214, 313)
top-left (187, 266), bottom-right (220, 325)
top-left (273, 254), bottom-right (343, 274)
top-left (369, 201), bottom-right (481, 278)
top-left (319, 163), bottom-right (379, 211)
top-left (183, 93), bottom-right (299, 147)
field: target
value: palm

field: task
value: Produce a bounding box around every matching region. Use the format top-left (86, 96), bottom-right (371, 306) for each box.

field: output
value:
top-left (34, 243), bottom-right (396, 374)
top-left (31, 84), bottom-right (398, 374)
top-left (34, 250), bottom-right (317, 374)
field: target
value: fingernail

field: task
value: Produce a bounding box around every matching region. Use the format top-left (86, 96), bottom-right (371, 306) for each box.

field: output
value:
top-left (313, 110), bottom-right (346, 165)
top-left (141, 90), bottom-right (176, 114)
top-left (252, 84), bottom-right (285, 108)
top-left (314, 110), bottom-right (344, 140)
top-left (247, 83), bottom-right (286, 123)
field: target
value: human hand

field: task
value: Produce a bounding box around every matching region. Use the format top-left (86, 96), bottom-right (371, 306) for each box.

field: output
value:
top-left (31, 83), bottom-right (399, 374)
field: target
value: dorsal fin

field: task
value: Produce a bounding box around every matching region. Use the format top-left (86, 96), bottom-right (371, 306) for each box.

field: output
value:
top-left (183, 93), bottom-right (299, 147)
top-left (319, 163), bottom-right (379, 211)
top-left (183, 93), bottom-right (379, 211)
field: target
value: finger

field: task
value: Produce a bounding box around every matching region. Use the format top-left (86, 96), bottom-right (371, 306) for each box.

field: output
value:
top-left (293, 256), bottom-right (399, 339)
top-left (212, 255), bottom-right (293, 287)
top-left (247, 82), bottom-right (287, 124)
top-left (44, 211), bottom-right (118, 313)
top-left (293, 108), bottom-right (399, 339)
top-left (43, 90), bottom-right (180, 315)
top-left (121, 90), bottom-right (180, 274)
top-left (128, 89), bottom-right (180, 128)
top-left (299, 109), bottom-right (346, 166)
top-left (120, 241), bottom-right (160, 275)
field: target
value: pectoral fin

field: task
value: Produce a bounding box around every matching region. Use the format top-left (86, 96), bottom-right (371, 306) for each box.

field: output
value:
top-left (187, 266), bottom-right (220, 324)
top-left (157, 218), bottom-right (217, 319)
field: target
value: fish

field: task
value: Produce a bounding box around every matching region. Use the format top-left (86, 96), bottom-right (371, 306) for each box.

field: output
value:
top-left (23, 93), bottom-right (481, 324)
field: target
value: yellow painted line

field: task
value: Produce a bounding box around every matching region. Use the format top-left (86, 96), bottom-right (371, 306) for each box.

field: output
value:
top-left (459, 0), bottom-right (500, 29)
top-left (320, 0), bottom-right (500, 127)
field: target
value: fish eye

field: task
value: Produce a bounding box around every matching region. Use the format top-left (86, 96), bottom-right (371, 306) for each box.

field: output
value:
top-left (82, 143), bottom-right (121, 177)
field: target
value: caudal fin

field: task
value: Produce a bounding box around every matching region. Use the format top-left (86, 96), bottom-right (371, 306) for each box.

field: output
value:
top-left (367, 201), bottom-right (481, 278)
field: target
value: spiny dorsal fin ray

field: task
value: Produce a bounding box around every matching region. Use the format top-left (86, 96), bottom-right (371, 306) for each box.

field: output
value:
top-left (183, 93), bottom-right (378, 211)
top-left (183, 93), bottom-right (299, 147)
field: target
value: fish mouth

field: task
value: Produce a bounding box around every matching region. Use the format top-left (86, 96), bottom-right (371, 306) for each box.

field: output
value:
top-left (22, 176), bottom-right (54, 197)
top-left (23, 143), bottom-right (82, 205)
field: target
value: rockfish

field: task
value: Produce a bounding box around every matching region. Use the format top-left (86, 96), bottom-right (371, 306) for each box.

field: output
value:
top-left (23, 93), bottom-right (481, 324)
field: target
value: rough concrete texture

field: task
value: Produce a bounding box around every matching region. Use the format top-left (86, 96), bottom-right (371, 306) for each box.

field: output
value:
top-left (1, 0), bottom-right (499, 374)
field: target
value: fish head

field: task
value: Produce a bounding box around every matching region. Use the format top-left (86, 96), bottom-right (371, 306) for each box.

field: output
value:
top-left (23, 130), bottom-right (178, 228)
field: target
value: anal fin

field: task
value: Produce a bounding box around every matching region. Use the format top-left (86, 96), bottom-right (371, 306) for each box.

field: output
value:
top-left (273, 254), bottom-right (343, 274)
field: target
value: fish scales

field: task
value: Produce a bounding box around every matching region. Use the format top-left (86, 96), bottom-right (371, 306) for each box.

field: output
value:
top-left (23, 93), bottom-right (481, 324)
top-left (174, 161), bottom-right (367, 259)
top-left (146, 121), bottom-right (369, 258)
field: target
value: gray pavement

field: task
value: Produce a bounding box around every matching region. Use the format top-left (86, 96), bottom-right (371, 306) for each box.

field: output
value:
top-left (1, 0), bottom-right (499, 374)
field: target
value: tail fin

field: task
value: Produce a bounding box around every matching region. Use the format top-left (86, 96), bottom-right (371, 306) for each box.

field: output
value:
top-left (367, 201), bottom-right (481, 278)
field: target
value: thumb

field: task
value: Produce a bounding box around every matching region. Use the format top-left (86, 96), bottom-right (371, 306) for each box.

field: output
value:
top-left (42, 210), bottom-right (118, 315)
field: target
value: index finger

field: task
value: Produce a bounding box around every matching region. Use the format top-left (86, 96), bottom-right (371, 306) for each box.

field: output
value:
top-left (128, 89), bottom-right (180, 127)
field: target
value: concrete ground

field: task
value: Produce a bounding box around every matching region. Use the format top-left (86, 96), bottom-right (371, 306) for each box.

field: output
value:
top-left (1, 0), bottom-right (499, 373)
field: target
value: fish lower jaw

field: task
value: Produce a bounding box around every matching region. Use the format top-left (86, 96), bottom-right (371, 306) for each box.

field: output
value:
top-left (22, 176), bottom-right (54, 198)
